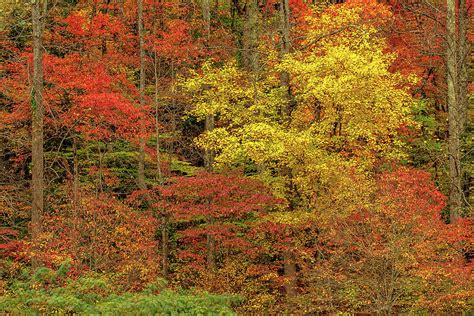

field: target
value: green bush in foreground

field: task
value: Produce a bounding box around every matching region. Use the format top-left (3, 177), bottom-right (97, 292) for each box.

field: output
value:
top-left (0, 265), bottom-right (238, 315)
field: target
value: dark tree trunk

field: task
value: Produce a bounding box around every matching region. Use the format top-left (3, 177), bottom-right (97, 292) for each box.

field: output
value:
top-left (138, 0), bottom-right (146, 190)
top-left (446, 0), bottom-right (463, 221)
top-left (31, 0), bottom-right (46, 267)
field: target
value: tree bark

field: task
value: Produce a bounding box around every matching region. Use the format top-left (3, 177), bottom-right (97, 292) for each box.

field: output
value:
top-left (458, 0), bottom-right (468, 134)
top-left (137, 0), bottom-right (146, 190)
top-left (151, 1), bottom-right (163, 183)
top-left (168, 62), bottom-right (176, 176)
top-left (242, 0), bottom-right (259, 72)
top-left (202, 0), bottom-right (216, 255)
top-left (206, 233), bottom-right (216, 271)
top-left (201, 0), bottom-right (215, 171)
top-left (204, 115), bottom-right (215, 171)
top-left (73, 136), bottom-right (79, 213)
top-left (283, 251), bottom-right (296, 296)
top-left (153, 53), bottom-right (163, 183)
top-left (202, 0), bottom-right (211, 40)
top-left (206, 217), bottom-right (216, 272)
top-left (161, 215), bottom-right (169, 278)
top-left (279, 0), bottom-right (290, 61)
top-left (278, 0), bottom-right (297, 297)
top-left (279, 0), bottom-right (291, 119)
top-left (31, 0), bottom-right (46, 266)
top-left (446, 0), bottom-right (462, 221)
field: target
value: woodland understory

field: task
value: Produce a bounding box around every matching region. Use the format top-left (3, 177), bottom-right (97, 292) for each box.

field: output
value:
top-left (0, 0), bottom-right (473, 314)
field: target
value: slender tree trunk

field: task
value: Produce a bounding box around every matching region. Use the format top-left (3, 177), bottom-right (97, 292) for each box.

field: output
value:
top-left (151, 6), bottom-right (167, 277)
top-left (457, 0), bottom-right (470, 212)
top-left (279, 0), bottom-right (291, 119)
top-left (97, 144), bottom-right (104, 194)
top-left (138, 0), bottom-right (146, 190)
top-left (206, 233), bottom-right (216, 271)
top-left (202, 0), bottom-right (215, 171)
top-left (31, 0), bottom-right (46, 267)
top-left (458, 0), bottom-right (468, 133)
top-left (202, 0), bottom-right (211, 38)
top-left (206, 197), bottom-right (216, 271)
top-left (446, 0), bottom-right (462, 221)
top-left (279, 0), bottom-right (297, 297)
top-left (283, 251), bottom-right (296, 296)
top-left (152, 1), bottom-right (163, 183)
top-left (206, 217), bottom-right (216, 272)
top-left (70, 136), bottom-right (81, 256)
top-left (73, 136), bottom-right (79, 213)
top-left (279, 0), bottom-right (290, 65)
top-left (204, 115), bottom-right (214, 170)
top-left (154, 53), bottom-right (163, 182)
top-left (168, 61), bottom-right (176, 175)
top-left (161, 215), bottom-right (169, 278)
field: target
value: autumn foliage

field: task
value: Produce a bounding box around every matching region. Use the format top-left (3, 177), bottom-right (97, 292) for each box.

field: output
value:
top-left (0, 0), bottom-right (472, 314)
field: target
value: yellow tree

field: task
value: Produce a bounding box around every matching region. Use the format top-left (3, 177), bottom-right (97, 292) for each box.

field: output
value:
top-left (182, 3), bottom-right (416, 214)
top-left (180, 2), bottom-right (418, 309)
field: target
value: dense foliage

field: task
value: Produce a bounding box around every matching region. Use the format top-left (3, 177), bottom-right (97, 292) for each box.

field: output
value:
top-left (1, 263), bottom-right (237, 314)
top-left (0, 0), bottom-right (472, 314)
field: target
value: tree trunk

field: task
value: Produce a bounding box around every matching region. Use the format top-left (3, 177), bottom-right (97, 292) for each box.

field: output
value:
top-left (242, 0), bottom-right (259, 72)
top-left (202, 0), bottom-right (215, 171)
top-left (446, 0), bottom-right (462, 221)
top-left (279, 0), bottom-right (291, 119)
top-left (168, 61), bottom-right (176, 176)
top-left (458, 0), bottom-right (468, 134)
top-left (97, 144), bottom-right (104, 194)
top-left (283, 251), bottom-right (296, 296)
top-left (206, 233), bottom-right (216, 271)
top-left (278, 0), bottom-right (297, 297)
top-left (204, 115), bottom-right (214, 171)
top-left (202, 0), bottom-right (211, 40)
top-left (73, 136), bottom-right (80, 213)
top-left (279, 0), bottom-right (290, 61)
top-left (137, 0), bottom-right (146, 190)
top-left (154, 53), bottom-right (163, 183)
top-left (206, 218), bottom-right (216, 272)
top-left (206, 196), bottom-right (216, 272)
top-left (161, 216), bottom-right (169, 278)
top-left (31, 0), bottom-right (46, 267)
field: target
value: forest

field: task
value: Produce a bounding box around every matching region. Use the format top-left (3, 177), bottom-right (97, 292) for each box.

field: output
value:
top-left (0, 0), bottom-right (472, 314)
